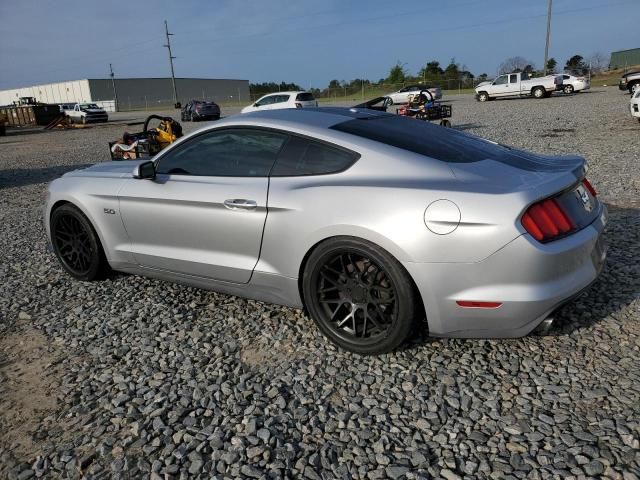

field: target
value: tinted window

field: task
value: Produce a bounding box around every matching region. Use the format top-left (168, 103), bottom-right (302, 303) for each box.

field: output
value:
top-left (156, 129), bottom-right (287, 177)
top-left (330, 115), bottom-right (567, 170)
top-left (256, 95), bottom-right (276, 106)
top-left (509, 74), bottom-right (518, 83)
top-left (271, 136), bottom-right (359, 176)
top-left (295, 92), bottom-right (315, 101)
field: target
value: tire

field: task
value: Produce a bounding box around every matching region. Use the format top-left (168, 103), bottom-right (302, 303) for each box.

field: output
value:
top-left (302, 237), bottom-right (419, 354)
top-left (630, 83), bottom-right (640, 94)
top-left (532, 87), bottom-right (545, 99)
top-left (50, 204), bottom-right (108, 281)
top-left (477, 91), bottom-right (489, 102)
top-left (563, 85), bottom-right (574, 94)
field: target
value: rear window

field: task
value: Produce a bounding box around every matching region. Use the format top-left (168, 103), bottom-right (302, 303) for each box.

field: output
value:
top-left (295, 92), bottom-right (315, 101)
top-left (330, 116), bottom-right (569, 170)
top-left (271, 136), bottom-right (359, 176)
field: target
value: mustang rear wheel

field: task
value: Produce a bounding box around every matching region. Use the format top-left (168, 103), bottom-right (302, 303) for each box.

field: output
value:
top-left (563, 84), bottom-right (574, 94)
top-left (302, 237), bottom-right (419, 354)
top-left (51, 204), bottom-right (107, 281)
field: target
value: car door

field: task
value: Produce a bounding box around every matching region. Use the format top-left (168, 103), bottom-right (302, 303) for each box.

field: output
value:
top-left (489, 75), bottom-right (509, 96)
top-left (506, 74), bottom-right (520, 95)
top-left (118, 128), bottom-right (288, 283)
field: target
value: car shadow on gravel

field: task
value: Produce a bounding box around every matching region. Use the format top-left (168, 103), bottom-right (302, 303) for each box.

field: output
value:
top-left (453, 123), bottom-right (484, 131)
top-left (0, 164), bottom-right (90, 189)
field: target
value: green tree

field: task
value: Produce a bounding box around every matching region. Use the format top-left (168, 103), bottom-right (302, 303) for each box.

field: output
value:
top-left (387, 62), bottom-right (407, 84)
top-left (545, 58), bottom-right (557, 73)
top-left (565, 55), bottom-right (588, 74)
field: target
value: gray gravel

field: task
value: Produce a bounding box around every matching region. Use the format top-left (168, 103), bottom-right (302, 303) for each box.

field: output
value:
top-left (1, 87), bottom-right (639, 479)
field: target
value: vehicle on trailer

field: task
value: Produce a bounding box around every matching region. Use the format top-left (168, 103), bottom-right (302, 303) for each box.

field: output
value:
top-left (619, 71), bottom-right (640, 94)
top-left (181, 100), bottom-right (221, 122)
top-left (384, 84), bottom-right (442, 105)
top-left (560, 73), bottom-right (590, 94)
top-left (475, 72), bottom-right (563, 102)
top-left (630, 89), bottom-right (640, 123)
top-left (46, 108), bottom-right (606, 354)
top-left (66, 103), bottom-right (108, 124)
top-left (241, 91), bottom-right (317, 113)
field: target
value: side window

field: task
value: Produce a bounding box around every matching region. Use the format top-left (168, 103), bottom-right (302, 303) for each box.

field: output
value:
top-left (156, 129), bottom-right (287, 177)
top-left (563, 75), bottom-right (570, 80)
top-left (271, 136), bottom-right (359, 176)
top-left (276, 95), bottom-right (290, 103)
top-left (255, 95), bottom-right (275, 107)
top-left (493, 75), bottom-right (508, 85)
top-left (509, 74), bottom-right (518, 83)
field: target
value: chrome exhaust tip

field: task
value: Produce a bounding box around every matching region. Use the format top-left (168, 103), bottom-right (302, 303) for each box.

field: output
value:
top-left (534, 317), bottom-right (555, 335)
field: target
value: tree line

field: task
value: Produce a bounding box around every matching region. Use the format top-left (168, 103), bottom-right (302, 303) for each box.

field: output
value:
top-left (250, 52), bottom-right (609, 98)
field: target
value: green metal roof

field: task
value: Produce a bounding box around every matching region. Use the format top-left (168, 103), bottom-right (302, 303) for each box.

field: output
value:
top-left (610, 48), bottom-right (640, 69)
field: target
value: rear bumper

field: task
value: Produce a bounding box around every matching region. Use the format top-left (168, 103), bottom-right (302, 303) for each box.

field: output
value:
top-left (404, 206), bottom-right (607, 338)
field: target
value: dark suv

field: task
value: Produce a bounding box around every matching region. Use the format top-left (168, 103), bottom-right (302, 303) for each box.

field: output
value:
top-left (181, 100), bottom-right (221, 122)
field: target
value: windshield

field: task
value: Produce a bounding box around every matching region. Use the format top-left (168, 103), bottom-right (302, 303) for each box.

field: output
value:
top-left (80, 103), bottom-right (99, 109)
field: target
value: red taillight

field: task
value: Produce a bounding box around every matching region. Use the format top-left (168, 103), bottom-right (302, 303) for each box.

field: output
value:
top-left (521, 198), bottom-right (575, 242)
top-left (295, 102), bottom-right (303, 108)
top-left (582, 178), bottom-right (597, 197)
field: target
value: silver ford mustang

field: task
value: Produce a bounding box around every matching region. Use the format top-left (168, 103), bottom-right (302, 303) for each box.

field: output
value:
top-left (45, 108), bottom-right (607, 354)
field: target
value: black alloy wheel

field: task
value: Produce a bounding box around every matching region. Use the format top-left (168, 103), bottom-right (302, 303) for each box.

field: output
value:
top-left (51, 204), bottom-right (107, 281)
top-left (303, 237), bottom-right (419, 354)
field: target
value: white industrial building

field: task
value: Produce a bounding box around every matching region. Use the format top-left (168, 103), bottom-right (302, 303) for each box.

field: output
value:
top-left (0, 77), bottom-right (250, 111)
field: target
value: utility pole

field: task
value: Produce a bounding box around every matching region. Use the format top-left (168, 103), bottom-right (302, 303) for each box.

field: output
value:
top-left (109, 63), bottom-right (118, 112)
top-left (543, 0), bottom-right (553, 75)
top-left (164, 20), bottom-right (179, 107)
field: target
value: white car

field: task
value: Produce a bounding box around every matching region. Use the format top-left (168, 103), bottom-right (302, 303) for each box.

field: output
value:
top-left (241, 91), bottom-right (317, 114)
top-left (560, 74), bottom-right (590, 94)
top-left (385, 84), bottom-right (442, 104)
top-left (630, 90), bottom-right (640, 122)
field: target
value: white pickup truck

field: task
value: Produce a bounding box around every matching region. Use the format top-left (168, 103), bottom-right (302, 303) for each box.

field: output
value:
top-left (475, 72), bottom-right (563, 102)
top-left (65, 103), bottom-right (108, 124)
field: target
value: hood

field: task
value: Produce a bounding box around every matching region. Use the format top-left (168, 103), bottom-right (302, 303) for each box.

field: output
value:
top-left (64, 160), bottom-right (145, 179)
top-left (83, 108), bottom-right (106, 113)
top-left (475, 81), bottom-right (491, 89)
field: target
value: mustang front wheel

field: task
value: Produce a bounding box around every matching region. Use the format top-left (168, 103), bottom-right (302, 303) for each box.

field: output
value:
top-left (303, 237), bottom-right (419, 354)
top-left (51, 204), bottom-right (107, 281)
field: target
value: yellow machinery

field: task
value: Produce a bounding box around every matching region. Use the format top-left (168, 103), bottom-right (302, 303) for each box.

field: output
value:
top-left (110, 114), bottom-right (183, 160)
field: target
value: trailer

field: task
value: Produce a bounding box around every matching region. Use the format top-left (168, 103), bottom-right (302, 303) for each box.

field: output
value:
top-left (0, 97), bottom-right (61, 127)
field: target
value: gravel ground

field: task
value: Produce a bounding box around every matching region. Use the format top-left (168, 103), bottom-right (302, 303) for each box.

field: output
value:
top-left (0, 88), bottom-right (639, 479)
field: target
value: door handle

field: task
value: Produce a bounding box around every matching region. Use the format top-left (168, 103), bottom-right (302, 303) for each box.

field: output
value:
top-left (224, 199), bottom-right (257, 210)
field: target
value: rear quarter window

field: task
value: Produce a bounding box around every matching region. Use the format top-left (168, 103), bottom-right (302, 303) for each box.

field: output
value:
top-left (329, 115), bottom-right (566, 170)
top-left (271, 136), bottom-right (359, 176)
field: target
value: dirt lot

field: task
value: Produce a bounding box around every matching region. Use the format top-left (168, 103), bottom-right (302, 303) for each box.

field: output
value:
top-left (0, 88), bottom-right (638, 479)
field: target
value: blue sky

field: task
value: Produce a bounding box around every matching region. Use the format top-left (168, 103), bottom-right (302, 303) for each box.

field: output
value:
top-left (0, 0), bottom-right (638, 89)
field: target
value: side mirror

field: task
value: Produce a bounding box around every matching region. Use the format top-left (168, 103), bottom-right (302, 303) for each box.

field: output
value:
top-left (133, 161), bottom-right (156, 180)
